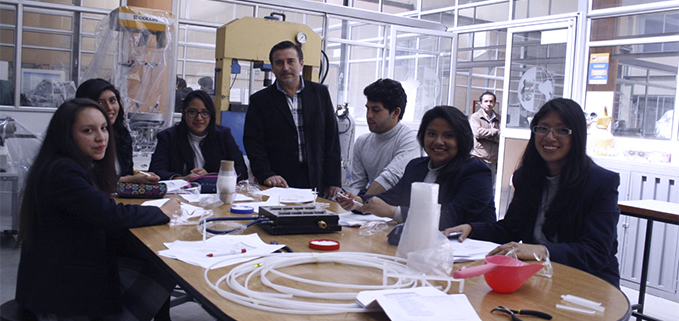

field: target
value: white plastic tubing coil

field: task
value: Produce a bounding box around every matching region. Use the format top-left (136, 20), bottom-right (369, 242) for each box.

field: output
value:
top-left (204, 251), bottom-right (462, 314)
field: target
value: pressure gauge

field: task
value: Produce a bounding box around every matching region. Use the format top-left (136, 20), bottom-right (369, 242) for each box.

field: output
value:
top-left (296, 32), bottom-right (307, 44)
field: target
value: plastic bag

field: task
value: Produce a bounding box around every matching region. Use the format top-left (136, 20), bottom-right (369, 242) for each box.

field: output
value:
top-left (170, 207), bottom-right (214, 227)
top-left (358, 221), bottom-right (388, 236)
top-left (237, 180), bottom-right (263, 201)
top-left (406, 241), bottom-right (456, 277)
top-left (196, 220), bottom-right (246, 236)
top-left (505, 246), bottom-right (553, 278)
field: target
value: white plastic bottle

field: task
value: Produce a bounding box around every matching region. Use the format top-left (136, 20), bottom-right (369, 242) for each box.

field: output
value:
top-left (217, 160), bottom-right (237, 204)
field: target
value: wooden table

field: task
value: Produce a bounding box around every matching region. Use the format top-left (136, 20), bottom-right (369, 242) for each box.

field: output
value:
top-left (618, 199), bottom-right (679, 321)
top-left (124, 197), bottom-right (631, 321)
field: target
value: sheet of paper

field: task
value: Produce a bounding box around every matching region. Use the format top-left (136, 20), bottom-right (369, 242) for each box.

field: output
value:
top-left (338, 212), bottom-right (392, 226)
top-left (256, 187), bottom-right (316, 204)
top-left (357, 287), bottom-right (481, 321)
top-left (377, 293), bottom-right (481, 321)
top-left (449, 239), bottom-right (500, 262)
top-left (356, 287), bottom-right (446, 308)
top-left (159, 234), bottom-right (284, 269)
top-left (159, 179), bottom-right (189, 193)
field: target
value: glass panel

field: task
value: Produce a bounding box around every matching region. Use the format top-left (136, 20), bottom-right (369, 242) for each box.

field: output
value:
top-left (592, 0), bottom-right (668, 10)
top-left (383, 0), bottom-right (416, 14)
top-left (21, 10), bottom-right (74, 108)
top-left (185, 47), bottom-right (214, 60)
top-left (351, 23), bottom-right (384, 43)
top-left (21, 48), bottom-right (72, 107)
top-left (326, 17), bottom-right (344, 39)
top-left (327, 42), bottom-right (381, 115)
top-left (23, 12), bottom-right (72, 31)
top-left (391, 30), bottom-right (452, 122)
top-left (586, 43), bottom-right (678, 140)
top-left (185, 61), bottom-right (215, 84)
top-left (23, 31), bottom-right (71, 49)
top-left (506, 29), bottom-right (568, 129)
top-left (347, 60), bottom-right (380, 114)
top-left (0, 44), bottom-right (14, 106)
top-left (421, 12), bottom-right (455, 29)
top-left (80, 52), bottom-right (94, 71)
top-left (81, 14), bottom-right (105, 33)
top-left (0, 8), bottom-right (16, 25)
top-left (458, 2), bottom-right (509, 26)
top-left (0, 29), bottom-right (13, 46)
top-left (34, 0), bottom-right (72, 4)
top-left (180, 0), bottom-right (252, 23)
top-left (353, 0), bottom-right (379, 12)
top-left (80, 36), bottom-right (95, 51)
top-left (81, 0), bottom-right (119, 10)
top-left (421, 0), bottom-right (454, 12)
top-left (455, 30), bottom-right (506, 114)
top-left (513, 0), bottom-right (577, 20)
top-left (591, 10), bottom-right (679, 41)
top-left (186, 29), bottom-right (216, 45)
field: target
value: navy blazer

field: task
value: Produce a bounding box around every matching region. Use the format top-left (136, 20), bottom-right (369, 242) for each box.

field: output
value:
top-left (470, 162), bottom-right (621, 287)
top-left (16, 157), bottom-right (169, 315)
top-left (149, 125), bottom-right (248, 180)
top-left (367, 157), bottom-right (496, 230)
top-left (244, 79), bottom-right (341, 191)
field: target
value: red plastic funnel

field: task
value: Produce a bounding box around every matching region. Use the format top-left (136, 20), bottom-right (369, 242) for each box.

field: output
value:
top-left (453, 256), bottom-right (543, 293)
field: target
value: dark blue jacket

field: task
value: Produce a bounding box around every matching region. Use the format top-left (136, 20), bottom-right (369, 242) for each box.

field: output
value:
top-left (16, 157), bottom-right (169, 315)
top-left (149, 124), bottom-right (248, 180)
top-left (470, 162), bottom-right (621, 287)
top-left (367, 157), bottom-right (496, 230)
top-left (244, 79), bottom-right (341, 192)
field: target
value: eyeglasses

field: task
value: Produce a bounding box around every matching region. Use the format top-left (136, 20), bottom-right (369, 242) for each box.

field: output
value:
top-left (531, 126), bottom-right (572, 137)
top-left (185, 109), bottom-right (210, 118)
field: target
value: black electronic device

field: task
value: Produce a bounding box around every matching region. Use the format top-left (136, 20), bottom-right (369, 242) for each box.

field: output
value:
top-left (258, 206), bottom-right (341, 235)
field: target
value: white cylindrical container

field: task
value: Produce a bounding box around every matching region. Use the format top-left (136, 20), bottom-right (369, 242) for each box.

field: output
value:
top-left (396, 182), bottom-right (441, 258)
top-left (217, 160), bottom-right (237, 204)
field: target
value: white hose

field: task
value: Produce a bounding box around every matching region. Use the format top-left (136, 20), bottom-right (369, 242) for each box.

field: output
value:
top-left (204, 251), bottom-right (463, 315)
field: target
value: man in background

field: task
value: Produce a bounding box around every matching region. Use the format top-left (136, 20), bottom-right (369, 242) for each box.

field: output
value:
top-left (470, 91), bottom-right (500, 183)
top-left (175, 77), bottom-right (191, 112)
top-left (244, 41), bottom-right (341, 198)
top-left (198, 77), bottom-right (213, 93)
top-left (350, 78), bottom-right (420, 196)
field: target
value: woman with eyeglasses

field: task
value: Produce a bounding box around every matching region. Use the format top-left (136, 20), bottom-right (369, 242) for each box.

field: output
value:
top-left (76, 78), bottom-right (160, 183)
top-left (445, 98), bottom-right (621, 287)
top-left (149, 90), bottom-right (248, 181)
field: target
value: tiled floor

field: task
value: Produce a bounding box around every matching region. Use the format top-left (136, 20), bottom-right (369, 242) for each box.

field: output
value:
top-left (2, 233), bottom-right (678, 320)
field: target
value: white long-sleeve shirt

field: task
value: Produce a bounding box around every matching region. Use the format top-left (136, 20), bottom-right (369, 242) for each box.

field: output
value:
top-left (350, 122), bottom-right (421, 193)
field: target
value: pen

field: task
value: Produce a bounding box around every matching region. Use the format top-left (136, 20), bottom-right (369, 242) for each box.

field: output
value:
top-left (139, 171), bottom-right (152, 177)
top-left (337, 191), bottom-right (363, 208)
top-left (206, 249), bottom-right (247, 257)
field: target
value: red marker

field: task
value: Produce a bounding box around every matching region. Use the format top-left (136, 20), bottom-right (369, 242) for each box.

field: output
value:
top-left (206, 248), bottom-right (247, 257)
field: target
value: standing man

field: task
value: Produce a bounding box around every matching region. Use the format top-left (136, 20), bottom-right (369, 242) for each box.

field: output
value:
top-left (350, 78), bottom-right (420, 196)
top-left (244, 40), bottom-right (341, 198)
top-left (470, 91), bottom-right (500, 182)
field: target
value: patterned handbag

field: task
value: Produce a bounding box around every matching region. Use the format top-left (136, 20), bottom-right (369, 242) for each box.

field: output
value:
top-left (116, 182), bottom-right (167, 198)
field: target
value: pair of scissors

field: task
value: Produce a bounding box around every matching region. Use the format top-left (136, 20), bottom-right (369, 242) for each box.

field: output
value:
top-left (491, 306), bottom-right (553, 320)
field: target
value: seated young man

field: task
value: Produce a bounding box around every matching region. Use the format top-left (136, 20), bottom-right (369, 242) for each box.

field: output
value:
top-left (350, 78), bottom-right (420, 196)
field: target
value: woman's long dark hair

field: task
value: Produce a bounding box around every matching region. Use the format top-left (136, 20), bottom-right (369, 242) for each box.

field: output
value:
top-left (416, 105), bottom-right (474, 178)
top-left (18, 99), bottom-right (117, 246)
top-left (176, 90), bottom-right (221, 170)
top-left (75, 78), bottom-right (133, 175)
top-left (514, 98), bottom-right (591, 237)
